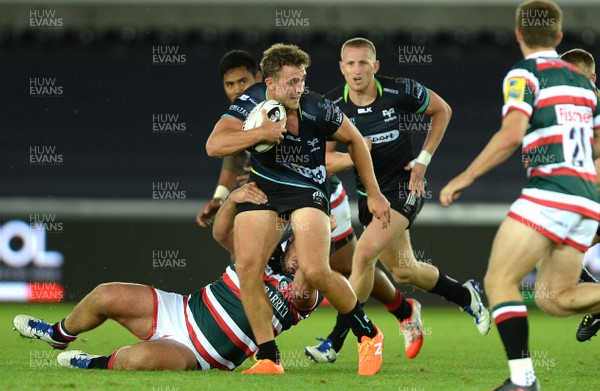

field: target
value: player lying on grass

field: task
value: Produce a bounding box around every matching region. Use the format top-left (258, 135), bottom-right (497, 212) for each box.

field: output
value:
top-left (13, 183), bottom-right (323, 372)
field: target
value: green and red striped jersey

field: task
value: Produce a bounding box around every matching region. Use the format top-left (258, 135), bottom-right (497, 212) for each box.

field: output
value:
top-left (502, 50), bottom-right (600, 219)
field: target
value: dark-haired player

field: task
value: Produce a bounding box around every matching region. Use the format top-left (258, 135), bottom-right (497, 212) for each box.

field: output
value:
top-left (306, 37), bottom-right (490, 364)
top-left (14, 183), bottom-right (321, 372)
top-left (560, 47), bottom-right (600, 342)
top-left (206, 43), bottom-right (390, 375)
top-left (441, 1), bottom-right (600, 389)
top-left (197, 50), bottom-right (262, 228)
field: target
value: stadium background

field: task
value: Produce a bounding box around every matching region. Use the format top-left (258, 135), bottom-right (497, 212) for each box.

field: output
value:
top-left (1, 0), bottom-right (599, 303)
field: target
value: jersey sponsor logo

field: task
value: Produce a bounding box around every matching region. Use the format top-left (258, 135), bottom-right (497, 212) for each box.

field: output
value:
top-left (555, 104), bottom-right (593, 125)
top-left (266, 287), bottom-right (289, 319)
top-left (229, 105), bottom-right (249, 117)
top-left (367, 130), bottom-right (400, 144)
top-left (283, 163), bottom-right (327, 184)
top-left (504, 77), bottom-right (526, 103)
top-left (357, 107), bottom-right (372, 114)
top-left (286, 134), bottom-right (301, 142)
top-left (383, 87), bottom-right (399, 95)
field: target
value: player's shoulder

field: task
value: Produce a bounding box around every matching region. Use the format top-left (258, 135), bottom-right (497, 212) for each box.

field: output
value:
top-left (509, 57), bottom-right (537, 73)
top-left (378, 75), bottom-right (422, 93)
top-left (324, 84), bottom-right (345, 104)
top-left (376, 76), bottom-right (428, 104)
top-left (237, 82), bottom-right (267, 104)
top-left (301, 88), bottom-right (336, 112)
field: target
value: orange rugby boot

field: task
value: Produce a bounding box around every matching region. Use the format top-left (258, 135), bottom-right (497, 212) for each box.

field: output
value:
top-left (241, 359), bottom-right (284, 374)
top-left (357, 326), bottom-right (384, 376)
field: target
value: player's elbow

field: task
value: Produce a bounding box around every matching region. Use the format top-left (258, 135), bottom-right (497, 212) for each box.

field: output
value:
top-left (433, 101), bottom-right (452, 124)
top-left (443, 102), bottom-right (452, 120)
top-left (502, 129), bottom-right (524, 149)
top-left (205, 139), bottom-right (223, 157)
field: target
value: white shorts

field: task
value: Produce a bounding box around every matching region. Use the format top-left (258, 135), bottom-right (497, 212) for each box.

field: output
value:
top-left (140, 287), bottom-right (209, 370)
top-left (330, 182), bottom-right (354, 243)
top-left (508, 198), bottom-right (598, 252)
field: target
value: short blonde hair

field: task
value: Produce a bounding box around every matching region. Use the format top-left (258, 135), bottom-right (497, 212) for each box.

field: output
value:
top-left (340, 37), bottom-right (376, 60)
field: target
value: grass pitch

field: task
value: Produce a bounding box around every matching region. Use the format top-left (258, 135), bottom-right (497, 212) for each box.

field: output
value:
top-left (2, 303), bottom-right (598, 390)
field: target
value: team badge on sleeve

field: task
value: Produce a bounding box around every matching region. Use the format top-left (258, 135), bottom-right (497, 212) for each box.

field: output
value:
top-left (504, 77), bottom-right (526, 103)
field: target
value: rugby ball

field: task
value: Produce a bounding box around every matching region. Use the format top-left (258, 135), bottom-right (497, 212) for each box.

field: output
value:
top-left (242, 99), bottom-right (286, 153)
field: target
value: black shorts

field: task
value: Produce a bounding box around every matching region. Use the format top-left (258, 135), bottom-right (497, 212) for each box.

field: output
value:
top-left (236, 175), bottom-right (330, 217)
top-left (358, 184), bottom-right (425, 229)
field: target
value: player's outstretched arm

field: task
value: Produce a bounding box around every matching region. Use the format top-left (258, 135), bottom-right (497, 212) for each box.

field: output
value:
top-left (196, 152), bottom-right (250, 228)
top-left (212, 182), bottom-right (268, 253)
top-left (332, 115), bottom-right (390, 227)
top-left (405, 90), bottom-right (452, 197)
top-left (206, 111), bottom-right (285, 157)
top-left (439, 110), bottom-right (529, 207)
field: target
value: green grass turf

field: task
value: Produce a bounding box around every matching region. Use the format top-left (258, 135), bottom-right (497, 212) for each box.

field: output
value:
top-left (2, 302), bottom-right (598, 390)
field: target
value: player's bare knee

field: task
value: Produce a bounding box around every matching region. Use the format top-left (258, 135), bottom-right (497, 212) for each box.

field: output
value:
top-left (353, 250), bottom-right (378, 270)
top-left (535, 295), bottom-right (568, 316)
top-left (355, 242), bottom-right (378, 262)
top-left (301, 265), bottom-right (332, 289)
top-left (90, 283), bottom-right (122, 312)
top-left (536, 292), bottom-right (578, 317)
top-left (118, 349), bottom-right (164, 370)
top-left (234, 261), bottom-right (264, 278)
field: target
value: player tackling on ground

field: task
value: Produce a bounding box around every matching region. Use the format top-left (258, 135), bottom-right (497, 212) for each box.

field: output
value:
top-left (13, 183), bottom-right (322, 371)
top-left (440, 1), bottom-right (600, 389)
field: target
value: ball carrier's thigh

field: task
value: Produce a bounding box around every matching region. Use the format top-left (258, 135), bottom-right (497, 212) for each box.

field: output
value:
top-left (234, 209), bottom-right (284, 271)
top-left (291, 207), bottom-right (357, 314)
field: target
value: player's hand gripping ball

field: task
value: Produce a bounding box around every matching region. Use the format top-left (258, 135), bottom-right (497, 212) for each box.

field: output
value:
top-left (242, 99), bottom-right (287, 153)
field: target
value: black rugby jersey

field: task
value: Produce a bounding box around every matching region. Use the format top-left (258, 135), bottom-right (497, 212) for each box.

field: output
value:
top-left (326, 76), bottom-right (430, 194)
top-left (225, 83), bottom-right (344, 197)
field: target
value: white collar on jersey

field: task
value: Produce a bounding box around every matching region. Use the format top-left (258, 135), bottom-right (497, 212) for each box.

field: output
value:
top-left (525, 50), bottom-right (559, 59)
